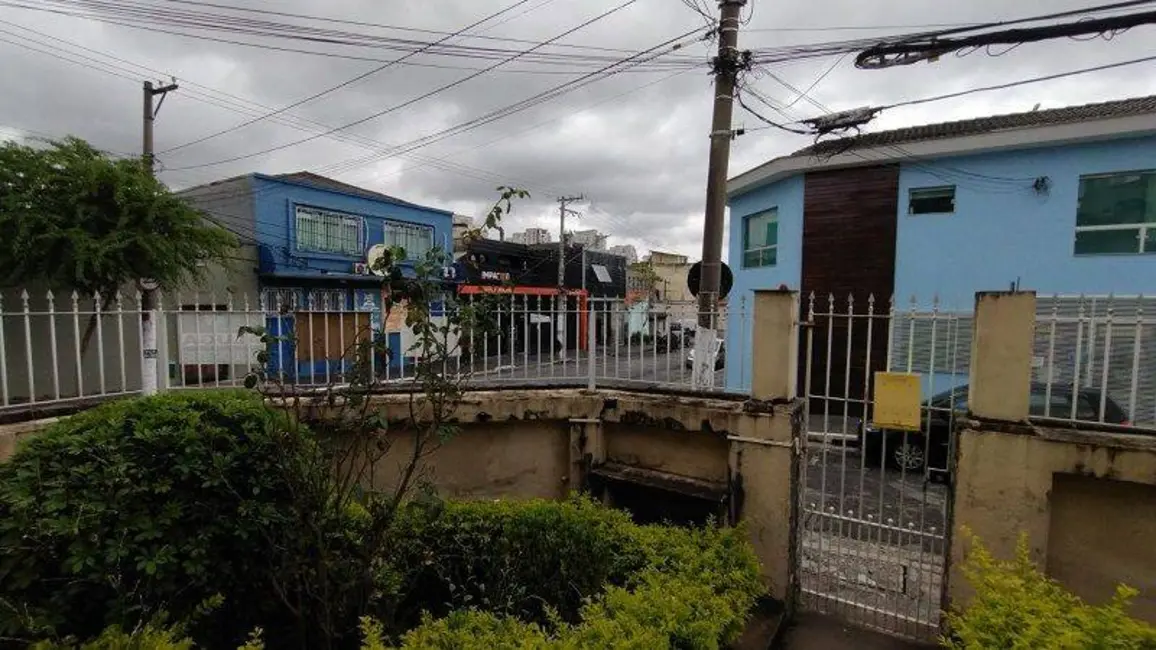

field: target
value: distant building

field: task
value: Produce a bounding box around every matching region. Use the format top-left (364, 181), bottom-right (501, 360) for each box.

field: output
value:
top-left (608, 244), bottom-right (638, 263)
top-left (644, 251), bottom-right (696, 323)
top-left (510, 227), bottom-right (551, 245)
top-left (452, 214), bottom-right (473, 255)
top-left (569, 229), bottom-right (607, 250)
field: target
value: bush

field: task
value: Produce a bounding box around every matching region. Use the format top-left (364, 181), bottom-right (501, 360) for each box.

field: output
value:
top-left (386, 498), bottom-right (764, 649)
top-left (385, 498), bottom-right (646, 629)
top-left (0, 391), bottom-right (308, 646)
top-left (944, 532), bottom-right (1156, 649)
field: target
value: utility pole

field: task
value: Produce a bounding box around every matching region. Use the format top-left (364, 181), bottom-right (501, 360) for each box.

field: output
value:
top-left (554, 196), bottom-right (583, 357)
top-left (696, 0), bottom-right (747, 331)
top-left (141, 79), bottom-right (178, 395)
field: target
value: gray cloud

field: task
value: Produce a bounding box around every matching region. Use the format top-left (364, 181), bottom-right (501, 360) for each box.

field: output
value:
top-left (3, 0), bottom-right (1155, 261)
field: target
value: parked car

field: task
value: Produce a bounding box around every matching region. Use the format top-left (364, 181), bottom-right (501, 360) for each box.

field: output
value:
top-left (862, 382), bottom-right (1131, 476)
top-left (685, 339), bottom-right (725, 370)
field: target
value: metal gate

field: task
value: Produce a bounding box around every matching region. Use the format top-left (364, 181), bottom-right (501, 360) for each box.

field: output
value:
top-left (796, 293), bottom-right (967, 641)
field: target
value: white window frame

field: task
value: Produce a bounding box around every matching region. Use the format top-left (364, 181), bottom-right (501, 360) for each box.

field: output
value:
top-left (742, 208), bottom-right (778, 269)
top-left (294, 206), bottom-right (364, 256)
top-left (1075, 170), bottom-right (1156, 256)
top-left (384, 220), bottom-right (436, 260)
top-left (908, 185), bottom-right (956, 215)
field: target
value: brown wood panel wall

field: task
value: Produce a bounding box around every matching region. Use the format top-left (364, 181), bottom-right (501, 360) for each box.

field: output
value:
top-left (799, 165), bottom-right (900, 418)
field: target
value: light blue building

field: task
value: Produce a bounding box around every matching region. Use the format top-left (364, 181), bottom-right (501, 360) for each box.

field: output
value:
top-left (724, 96), bottom-right (1156, 397)
top-left (180, 171), bottom-right (455, 379)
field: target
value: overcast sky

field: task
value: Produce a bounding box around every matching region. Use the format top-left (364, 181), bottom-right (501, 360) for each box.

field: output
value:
top-left (2, 0), bottom-right (1154, 260)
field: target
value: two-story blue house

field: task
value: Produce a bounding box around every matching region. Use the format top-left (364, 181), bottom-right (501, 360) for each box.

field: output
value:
top-left (180, 171), bottom-right (455, 380)
top-left (724, 95), bottom-right (1156, 402)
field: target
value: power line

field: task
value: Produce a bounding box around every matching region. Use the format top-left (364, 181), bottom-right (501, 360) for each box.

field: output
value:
top-left (881, 53), bottom-right (1156, 109)
top-left (159, 0), bottom-right (539, 155)
top-left (164, 0), bottom-right (644, 171)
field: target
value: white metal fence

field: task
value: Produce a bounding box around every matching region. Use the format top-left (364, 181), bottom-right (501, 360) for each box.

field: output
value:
top-left (797, 291), bottom-right (1156, 641)
top-left (0, 290), bottom-right (743, 415)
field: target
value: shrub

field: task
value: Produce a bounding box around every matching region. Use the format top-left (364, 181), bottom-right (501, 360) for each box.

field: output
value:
top-left (386, 498), bottom-right (764, 649)
top-left (0, 391), bottom-right (308, 646)
top-left (943, 532), bottom-right (1156, 649)
top-left (385, 498), bottom-right (645, 629)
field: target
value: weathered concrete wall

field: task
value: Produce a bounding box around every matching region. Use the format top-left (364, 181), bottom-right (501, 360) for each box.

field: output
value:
top-left (370, 421), bottom-right (571, 501)
top-left (951, 422), bottom-right (1156, 622)
top-left (1048, 473), bottom-right (1156, 622)
top-left (0, 387), bottom-right (804, 606)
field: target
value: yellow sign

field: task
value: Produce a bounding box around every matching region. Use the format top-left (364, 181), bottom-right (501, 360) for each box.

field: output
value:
top-left (873, 372), bottom-right (922, 431)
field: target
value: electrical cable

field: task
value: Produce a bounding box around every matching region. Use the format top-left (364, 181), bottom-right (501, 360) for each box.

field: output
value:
top-left (159, 0), bottom-right (539, 155)
top-left (163, 0), bottom-right (644, 171)
top-left (880, 53), bottom-right (1156, 110)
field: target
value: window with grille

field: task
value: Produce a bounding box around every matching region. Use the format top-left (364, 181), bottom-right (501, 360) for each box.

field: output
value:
top-left (1075, 170), bottom-right (1156, 255)
top-left (384, 221), bottom-right (435, 260)
top-left (742, 208), bottom-right (777, 268)
top-left (294, 206), bottom-right (363, 255)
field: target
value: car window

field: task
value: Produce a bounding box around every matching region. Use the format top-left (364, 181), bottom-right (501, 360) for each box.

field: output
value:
top-left (1029, 391), bottom-right (1070, 418)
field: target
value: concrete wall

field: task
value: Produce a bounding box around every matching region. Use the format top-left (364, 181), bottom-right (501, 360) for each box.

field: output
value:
top-left (951, 423), bottom-right (1156, 622)
top-left (895, 135), bottom-right (1156, 305)
top-left (0, 386), bottom-right (805, 604)
top-left (725, 175), bottom-right (804, 391)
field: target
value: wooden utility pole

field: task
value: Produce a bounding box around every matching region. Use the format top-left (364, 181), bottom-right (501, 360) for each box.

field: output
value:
top-left (696, 0), bottom-right (747, 330)
top-left (141, 79), bottom-right (178, 395)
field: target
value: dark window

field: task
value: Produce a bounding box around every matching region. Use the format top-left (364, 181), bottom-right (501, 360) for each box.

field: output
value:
top-left (1075, 171), bottom-right (1156, 255)
top-left (908, 186), bottom-right (955, 214)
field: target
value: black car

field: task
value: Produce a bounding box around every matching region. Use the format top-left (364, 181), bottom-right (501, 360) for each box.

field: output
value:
top-left (863, 382), bottom-right (1131, 475)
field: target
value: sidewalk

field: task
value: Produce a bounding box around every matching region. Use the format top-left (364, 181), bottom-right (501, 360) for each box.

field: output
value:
top-left (775, 612), bottom-right (940, 650)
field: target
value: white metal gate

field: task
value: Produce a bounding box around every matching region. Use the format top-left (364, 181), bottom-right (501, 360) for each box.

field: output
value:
top-left (796, 293), bottom-right (965, 641)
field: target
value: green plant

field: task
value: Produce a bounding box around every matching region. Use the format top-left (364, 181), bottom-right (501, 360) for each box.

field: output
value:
top-left (28, 623), bottom-right (197, 650)
top-left (0, 136), bottom-right (236, 350)
top-left (385, 498), bottom-right (764, 649)
top-left (0, 391), bottom-right (307, 646)
top-left (227, 188), bottom-right (524, 650)
top-left (943, 532), bottom-right (1156, 649)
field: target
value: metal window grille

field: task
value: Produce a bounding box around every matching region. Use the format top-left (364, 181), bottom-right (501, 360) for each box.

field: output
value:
top-left (294, 206), bottom-right (363, 255)
top-left (908, 186), bottom-right (956, 215)
top-left (384, 221), bottom-right (435, 259)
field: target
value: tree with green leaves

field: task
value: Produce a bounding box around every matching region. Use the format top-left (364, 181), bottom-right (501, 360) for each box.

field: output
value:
top-left (0, 136), bottom-right (237, 348)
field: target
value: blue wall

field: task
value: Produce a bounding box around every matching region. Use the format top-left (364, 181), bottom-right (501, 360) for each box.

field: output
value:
top-left (251, 174), bottom-right (453, 276)
top-left (895, 135), bottom-right (1156, 308)
top-left (724, 174), bottom-right (805, 391)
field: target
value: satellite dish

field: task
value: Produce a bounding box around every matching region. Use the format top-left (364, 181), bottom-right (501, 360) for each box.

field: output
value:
top-left (366, 244), bottom-right (389, 277)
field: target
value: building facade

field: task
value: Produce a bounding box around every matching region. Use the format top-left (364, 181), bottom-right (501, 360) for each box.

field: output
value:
top-left (181, 171), bottom-right (455, 380)
top-left (608, 244), bottom-right (639, 264)
top-left (569, 229), bottom-right (607, 250)
top-left (510, 227), bottom-right (551, 245)
top-left (724, 96), bottom-right (1156, 399)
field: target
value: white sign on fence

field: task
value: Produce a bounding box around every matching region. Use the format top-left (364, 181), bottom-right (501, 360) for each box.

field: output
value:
top-left (178, 313), bottom-right (264, 365)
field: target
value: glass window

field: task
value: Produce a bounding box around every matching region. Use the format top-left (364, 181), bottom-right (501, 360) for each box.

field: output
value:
top-left (1029, 391), bottom-right (1070, 418)
top-left (384, 221), bottom-right (435, 260)
top-left (294, 206), bottom-right (363, 256)
top-left (1075, 171), bottom-right (1156, 255)
top-left (909, 186), bottom-right (956, 214)
top-left (742, 208), bottom-right (777, 268)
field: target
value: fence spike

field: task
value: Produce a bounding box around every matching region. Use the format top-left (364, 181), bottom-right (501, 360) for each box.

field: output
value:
top-left (115, 291), bottom-right (124, 310)
top-left (20, 288), bottom-right (29, 305)
top-left (70, 290), bottom-right (80, 306)
top-left (46, 290), bottom-right (55, 308)
top-left (226, 292), bottom-right (235, 311)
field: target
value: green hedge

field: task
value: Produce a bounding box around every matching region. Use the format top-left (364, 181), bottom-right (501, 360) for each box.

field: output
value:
top-left (944, 533), bottom-right (1156, 649)
top-left (0, 391), bottom-right (307, 646)
top-left (383, 498), bottom-right (765, 649)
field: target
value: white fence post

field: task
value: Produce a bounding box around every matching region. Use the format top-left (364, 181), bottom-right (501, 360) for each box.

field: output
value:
top-left (587, 300), bottom-right (596, 390)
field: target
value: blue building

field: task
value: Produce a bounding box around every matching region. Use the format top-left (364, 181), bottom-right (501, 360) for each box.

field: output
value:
top-left (724, 95), bottom-right (1156, 397)
top-left (180, 171), bottom-right (455, 380)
